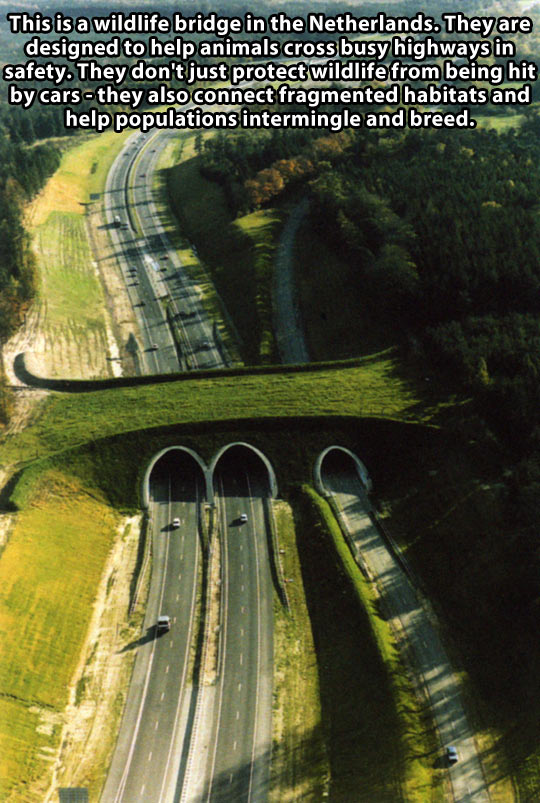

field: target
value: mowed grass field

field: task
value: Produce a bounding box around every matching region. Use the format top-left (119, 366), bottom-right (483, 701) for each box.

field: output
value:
top-left (0, 469), bottom-right (118, 802)
top-left (28, 129), bottom-right (131, 226)
top-left (24, 128), bottom-right (132, 378)
top-left (32, 211), bottom-right (112, 379)
top-left (2, 355), bottom-right (424, 467)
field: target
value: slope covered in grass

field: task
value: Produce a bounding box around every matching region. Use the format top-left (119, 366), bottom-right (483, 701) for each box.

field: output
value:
top-left (0, 470), bottom-right (119, 801)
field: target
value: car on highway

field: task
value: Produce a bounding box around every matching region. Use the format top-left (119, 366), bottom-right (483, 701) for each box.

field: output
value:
top-left (157, 615), bottom-right (171, 633)
top-left (239, 513), bottom-right (248, 523)
top-left (150, 343), bottom-right (159, 350)
top-left (446, 746), bottom-right (459, 765)
top-left (172, 517), bottom-right (180, 528)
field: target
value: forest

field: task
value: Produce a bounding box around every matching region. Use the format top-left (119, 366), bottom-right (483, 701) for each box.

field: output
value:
top-left (200, 116), bottom-right (540, 456)
top-left (196, 111), bottom-right (540, 749)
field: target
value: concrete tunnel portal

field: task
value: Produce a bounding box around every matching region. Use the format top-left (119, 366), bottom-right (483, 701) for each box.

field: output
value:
top-left (143, 447), bottom-right (210, 507)
top-left (210, 443), bottom-right (277, 499)
top-left (143, 443), bottom-right (277, 507)
top-left (315, 445), bottom-right (372, 497)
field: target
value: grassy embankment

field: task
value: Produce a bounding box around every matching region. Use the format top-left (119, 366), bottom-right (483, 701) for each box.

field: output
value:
top-left (292, 485), bottom-right (441, 801)
top-left (0, 469), bottom-right (120, 801)
top-left (165, 149), bottom-right (281, 364)
top-left (152, 132), bottom-right (243, 365)
top-left (293, 218), bottom-right (397, 361)
top-left (1, 356), bottom-right (425, 470)
top-left (24, 129), bottom-right (131, 379)
top-left (270, 501), bottom-right (330, 801)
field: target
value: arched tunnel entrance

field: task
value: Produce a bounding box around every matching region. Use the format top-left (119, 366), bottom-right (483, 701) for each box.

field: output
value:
top-left (315, 446), bottom-right (372, 497)
top-left (150, 449), bottom-right (206, 507)
top-left (206, 441), bottom-right (276, 789)
top-left (143, 446), bottom-right (210, 508)
top-left (211, 443), bottom-right (277, 500)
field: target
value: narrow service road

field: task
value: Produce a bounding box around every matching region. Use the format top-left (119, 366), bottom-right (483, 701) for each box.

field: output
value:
top-left (324, 465), bottom-right (490, 803)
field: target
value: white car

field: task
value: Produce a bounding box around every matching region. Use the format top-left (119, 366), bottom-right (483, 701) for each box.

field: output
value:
top-left (239, 513), bottom-right (248, 523)
top-left (446, 746), bottom-right (459, 765)
top-left (172, 517), bottom-right (180, 528)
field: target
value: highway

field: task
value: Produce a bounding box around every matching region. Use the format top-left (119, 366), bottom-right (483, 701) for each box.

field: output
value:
top-left (102, 459), bottom-right (202, 802)
top-left (101, 129), bottom-right (274, 803)
top-left (103, 129), bottom-right (226, 374)
top-left (323, 462), bottom-right (490, 803)
top-left (182, 452), bottom-right (274, 802)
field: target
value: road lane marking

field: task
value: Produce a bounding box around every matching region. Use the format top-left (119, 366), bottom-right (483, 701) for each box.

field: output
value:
top-left (241, 628), bottom-right (244, 636)
top-left (176, 594), bottom-right (180, 601)
top-left (166, 664), bottom-right (169, 673)
top-left (233, 740), bottom-right (237, 751)
top-left (148, 751), bottom-right (153, 762)
top-left (161, 692), bottom-right (165, 701)
top-left (240, 653), bottom-right (243, 665)
top-left (155, 720), bottom-right (159, 730)
top-left (241, 564), bottom-right (244, 572)
top-left (241, 584), bottom-right (244, 592)
top-left (236, 710), bottom-right (240, 720)
top-left (238, 682), bottom-right (242, 691)
top-left (140, 784), bottom-right (145, 796)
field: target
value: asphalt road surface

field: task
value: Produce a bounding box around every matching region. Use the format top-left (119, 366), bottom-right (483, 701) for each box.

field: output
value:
top-left (102, 465), bottom-right (203, 802)
top-left (181, 459), bottom-right (274, 803)
top-left (103, 130), bottom-right (226, 373)
top-left (324, 466), bottom-right (490, 803)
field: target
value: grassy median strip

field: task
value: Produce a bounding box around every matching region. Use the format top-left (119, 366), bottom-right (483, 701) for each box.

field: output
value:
top-left (270, 500), bottom-right (330, 802)
top-left (0, 469), bottom-right (119, 801)
top-left (292, 485), bottom-right (441, 802)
